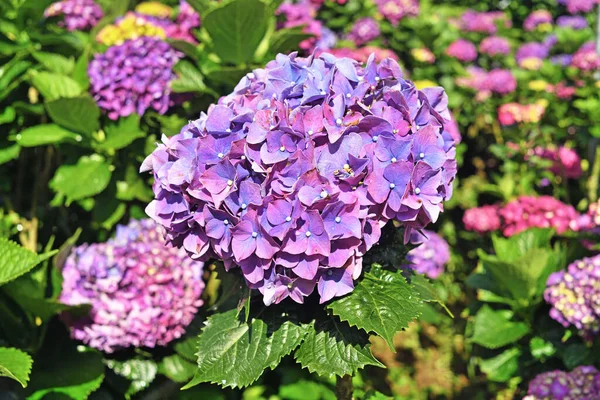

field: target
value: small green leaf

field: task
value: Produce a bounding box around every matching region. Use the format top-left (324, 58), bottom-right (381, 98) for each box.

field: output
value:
top-left (14, 124), bottom-right (80, 147)
top-left (30, 71), bottom-right (82, 101)
top-left (0, 347), bottom-right (33, 388)
top-left (184, 308), bottom-right (308, 389)
top-left (294, 317), bottom-right (384, 378)
top-left (470, 305), bottom-right (530, 349)
top-left (158, 354), bottom-right (196, 383)
top-left (49, 155), bottom-right (112, 203)
top-left (278, 380), bottom-right (336, 400)
top-left (0, 106), bottom-right (16, 125)
top-left (327, 266), bottom-right (423, 349)
top-left (171, 60), bottom-right (210, 94)
top-left (268, 27), bottom-right (312, 55)
top-left (203, 0), bottom-right (268, 64)
top-left (0, 238), bottom-right (57, 286)
top-left (530, 337), bottom-right (556, 360)
top-left (32, 52), bottom-right (75, 74)
top-left (45, 95), bottom-right (100, 136)
top-left (0, 144), bottom-right (20, 165)
top-left (96, 114), bottom-right (145, 151)
top-left (479, 347), bottom-right (521, 382)
top-left (105, 359), bottom-right (157, 398)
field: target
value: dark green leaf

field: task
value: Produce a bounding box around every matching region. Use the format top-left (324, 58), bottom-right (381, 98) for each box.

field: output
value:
top-left (202, 0), bottom-right (268, 64)
top-left (158, 354), bottom-right (196, 383)
top-left (14, 124), bottom-right (80, 147)
top-left (327, 266), bottom-right (423, 349)
top-left (479, 347), bottom-right (520, 382)
top-left (268, 27), bottom-right (312, 55)
top-left (0, 347), bottom-right (33, 388)
top-left (45, 95), bottom-right (100, 136)
top-left (470, 305), bottom-right (530, 349)
top-left (294, 317), bottom-right (384, 378)
top-left (49, 155), bottom-right (112, 203)
top-left (105, 358), bottom-right (157, 398)
top-left (184, 308), bottom-right (308, 389)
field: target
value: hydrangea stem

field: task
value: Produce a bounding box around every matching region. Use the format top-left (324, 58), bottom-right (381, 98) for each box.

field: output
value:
top-left (588, 143), bottom-right (600, 203)
top-left (335, 375), bottom-right (353, 400)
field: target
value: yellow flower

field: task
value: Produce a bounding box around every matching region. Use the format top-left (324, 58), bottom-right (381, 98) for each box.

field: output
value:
top-left (96, 13), bottom-right (166, 46)
top-left (413, 80), bottom-right (437, 89)
top-left (528, 80), bottom-right (548, 91)
top-left (595, 81), bottom-right (600, 88)
top-left (535, 99), bottom-right (549, 108)
top-left (411, 48), bottom-right (435, 63)
top-left (521, 57), bottom-right (543, 70)
top-left (537, 22), bottom-right (552, 32)
top-left (135, 2), bottom-right (173, 18)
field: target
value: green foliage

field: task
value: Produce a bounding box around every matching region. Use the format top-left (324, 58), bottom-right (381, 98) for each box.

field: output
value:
top-left (0, 238), bottom-right (57, 286)
top-left (327, 265), bottom-right (424, 349)
top-left (294, 317), bottom-right (384, 378)
top-left (45, 95), bottom-right (100, 136)
top-left (172, 60), bottom-right (211, 94)
top-left (95, 114), bottom-right (145, 151)
top-left (15, 124), bottom-right (81, 147)
top-left (49, 154), bottom-right (112, 203)
top-left (186, 308), bottom-right (309, 389)
top-left (479, 348), bottom-right (521, 383)
top-left (0, 347), bottom-right (33, 388)
top-left (158, 354), bottom-right (196, 383)
top-left (202, 0), bottom-right (268, 64)
top-left (29, 71), bottom-right (83, 101)
top-left (470, 306), bottom-right (530, 349)
top-left (278, 380), bottom-right (335, 400)
top-left (105, 359), bottom-right (158, 398)
top-left (32, 52), bottom-right (75, 75)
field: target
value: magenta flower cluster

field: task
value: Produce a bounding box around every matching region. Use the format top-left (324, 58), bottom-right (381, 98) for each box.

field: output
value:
top-left (374, 0), bottom-right (419, 25)
top-left (88, 37), bottom-right (182, 120)
top-left (523, 10), bottom-right (553, 31)
top-left (402, 230), bottom-right (449, 279)
top-left (516, 42), bottom-right (551, 68)
top-left (462, 205), bottom-right (501, 234)
top-left (446, 39), bottom-right (477, 62)
top-left (458, 10), bottom-right (510, 34)
top-left (60, 219), bottom-right (205, 353)
top-left (479, 36), bottom-right (511, 56)
top-left (44, 0), bottom-right (103, 31)
top-left (571, 42), bottom-right (600, 71)
top-left (277, 0), bottom-right (334, 52)
top-left (530, 146), bottom-right (583, 179)
top-left (558, 0), bottom-right (600, 14)
top-left (456, 67), bottom-right (517, 99)
top-left (348, 17), bottom-right (381, 46)
top-left (545, 255), bottom-right (600, 341)
top-left (142, 52), bottom-right (458, 306)
top-left (524, 366), bottom-right (600, 400)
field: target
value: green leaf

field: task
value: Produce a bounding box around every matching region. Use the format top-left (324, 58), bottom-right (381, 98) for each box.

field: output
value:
top-left (49, 155), bottom-right (112, 203)
top-left (294, 317), bottom-right (384, 378)
top-left (95, 114), bottom-right (145, 151)
top-left (14, 124), bottom-right (80, 147)
top-left (72, 50), bottom-right (90, 90)
top-left (268, 27), bottom-right (312, 55)
top-left (45, 95), bottom-right (100, 136)
top-left (32, 52), bottom-right (75, 75)
top-left (278, 380), bottom-right (336, 400)
top-left (0, 238), bottom-right (57, 286)
top-left (0, 144), bottom-right (20, 165)
top-left (30, 71), bottom-right (82, 101)
top-left (202, 0), bottom-right (268, 64)
top-left (171, 60), bottom-right (210, 94)
top-left (562, 343), bottom-right (592, 369)
top-left (491, 229), bottom-right (554, 263)
top-left (0, 347), bottom-right (33, 388)
top-left (479, 347), bottom-right (520, 382)
top-left (327, 266), bottom-right (423, 349)
top-left (410, 274), bottom-right (453, 317)
top-left (184, 308), bottom-right (308, 389)
top-left (158, 354), bottom-right (196, 383)
top-left (530, 337), bottom-right (556, 360)
top-left (0, 106), bottom-right (16, 125)
top-left (105, 359), bottom-right (157, 398)
top-left (470, 305), bottom-right (530, 349)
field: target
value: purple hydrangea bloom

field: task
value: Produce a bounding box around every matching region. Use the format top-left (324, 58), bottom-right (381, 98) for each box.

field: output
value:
top-left (525, 366), bottom-right (600, 400)
top-left (557, 15), bottom-right (588, 29)
top-left (402, 230), bottom-right (449, 279)
top-left (44, 0), bottom-right (103, 31)
top-left (458, 10), bottom-right (510, 34)
top-left (375, 0), bottom-right (419, 25)
top-left (544, 255), bottom-right (600, 341)
top-left (558, 0), bottom-right (600, 14)
top-left (480, 36), bottom-right (511, 56)
top-left (551, 54), bottom-right (574, 66)
top-left (88, 37), bottom-right (182, 120)
top-left (524, 10), bottom-right (553, 31)
top-left (446, 39), bottom-right (477, 62)
top-left (141, 52), bottom-right (458, 305)
top-left (60, 219), bottom-right (205, 353)
top-left (516, 42), bottom-right (550, 69)
top-left (348, 17), bottom-right (380, 46)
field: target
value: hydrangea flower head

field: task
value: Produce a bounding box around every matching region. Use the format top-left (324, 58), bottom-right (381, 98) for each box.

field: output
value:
top-left (557, 15), bottom-right (588, 29)
top-left (525, 366), bottom-right (600, 399)
top-left (44, 0), bottom-right (103, 31)
top-left (463, 205), bottom-right (501, 233)
top-left (558, 0), bottom-right (600, 14)
top-left (480, 36), bottom-right (510, 56)
top-left (545, 256), bottom-right (600, 340)
top-left (498, 102), bottom-right (546, 126)
top-left (135, 1), bottom-right (173, 18)
top-left (348, 17), bottom-right (380, 46)
top-left (571, 42), bottom-right (600, 71)
top-left (516, 42), bottom-right (550, 69)
top-left (375, 0), bottom-right (419, 25)
top-left (88, 37), bottom-right (182, 120)
top-left (524, 10), bottom-right (553, 31)
top-left (60, 219), bottom-right (205, 353)
top-left (142, 52), bottom-right (458, 306)
top-left (458, 10), bottom-right (510, 34)
top-left (530, 146), bottom-right (582, 179)
top-left (96, 12), bottom-right (167, 46)
top-left (411, 48), bottom-right (436, 63)
top-left (446, 39), bottom-right (477, 62)
top-left (323, 47), bottom-right (398, 63)
top-left (498, 195), bottom-right (580, 236)
top-left (457, 67), bottom-right (516, 100)
top-left (402, 230), bottom-right (449, 279)
top-left (277, 1), bottom-right (331, 52)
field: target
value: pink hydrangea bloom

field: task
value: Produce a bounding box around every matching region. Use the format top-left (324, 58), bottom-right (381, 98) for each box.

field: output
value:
top-left (524, 10), bottom-right (553, 31)
top-left (480, 36), bottom-right (511, 56)
top-left (463, 205), bottom-right (501, 233)
top-left (446, 39), bottom-right (477, 62)
top-left (530, 146), bottom-right (582, 179)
